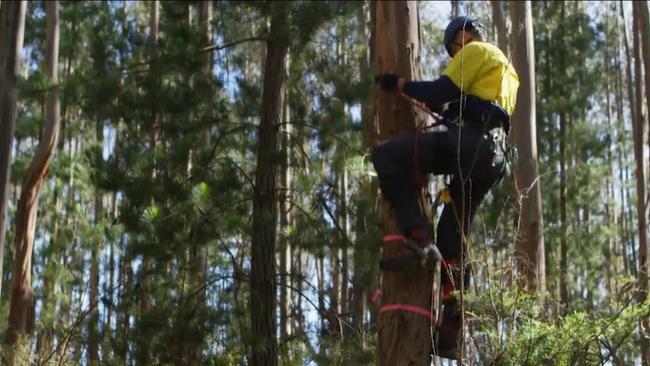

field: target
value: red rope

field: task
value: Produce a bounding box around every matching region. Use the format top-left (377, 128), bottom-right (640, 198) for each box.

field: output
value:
top-left (382, 234), bottom-right (406, 242)
top-left (397, 89), bottom-right (443, 123)
top-left (379, 304), bottom-right (437, 321)
top-left (372, 289), bottom-right (437, 322)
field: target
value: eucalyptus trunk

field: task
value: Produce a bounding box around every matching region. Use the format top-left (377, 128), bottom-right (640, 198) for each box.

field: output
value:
top-left (632, 3), bottom-right (650, 363)
top-left (0, 0), bottom-right (26, 307)
top-left (490, 1), bottom-right (508, 54)
top-left (374, 2), bottom-right (435, 365)
top-left (621, 0), bottom-right (638, 278)
top-left (6, 0), bottom-right (60, 357)
top-left (614, 1), bottom-right (631, 278)
top-left (352, 1), bottom-right (376, 343)
top-left (640, 1), bottom-right (650, 170)
top-left (510, 0), bottom-right (546, 294)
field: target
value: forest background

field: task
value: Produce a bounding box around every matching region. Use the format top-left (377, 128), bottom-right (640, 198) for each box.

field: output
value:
top-left (0, 1), bottom-right (648, 365)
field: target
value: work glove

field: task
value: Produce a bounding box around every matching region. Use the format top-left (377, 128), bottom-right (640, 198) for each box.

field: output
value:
top-left (375, 73), bottom-right (398, 91)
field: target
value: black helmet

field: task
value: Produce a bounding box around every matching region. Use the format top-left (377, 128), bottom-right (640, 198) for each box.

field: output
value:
top-left (444, 16), bottom-right (484, 56)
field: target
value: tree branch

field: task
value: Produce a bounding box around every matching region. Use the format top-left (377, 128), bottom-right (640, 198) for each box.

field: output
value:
top-left (200, 36), bottom-right (268, 53)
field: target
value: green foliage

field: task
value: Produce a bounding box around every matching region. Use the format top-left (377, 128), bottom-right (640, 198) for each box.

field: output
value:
top-left (467, 270), bottom-right (647, 366)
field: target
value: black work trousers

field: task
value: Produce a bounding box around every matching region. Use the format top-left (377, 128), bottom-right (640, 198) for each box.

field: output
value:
top-left (371, 123), bottom-right (505, 287)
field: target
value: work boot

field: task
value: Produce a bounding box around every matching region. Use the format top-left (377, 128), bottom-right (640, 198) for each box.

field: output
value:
top-left (407, 227), bottom-right (443, 263)
top-left (436, 297), bottom-right (460, 360)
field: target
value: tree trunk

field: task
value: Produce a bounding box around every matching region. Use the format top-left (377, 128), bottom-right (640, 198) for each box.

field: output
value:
top-left (117, 234), bottom-right (130, 365)
top-left (490, 1), bottom-right (508, 54)
top-left (135, 3), bottom-right (158, 363)
top-left (374, 3), bottom-right (434, 365)
top-left (329, 233), bottom-right (340, 336)
top-left (556, 1), bottom-right (569, 310)
top-left (638, 0), bottom-right (650, 186)
top-left (249, 3), bottom-right (289, 365)
top-left (559, 107), bottom-right (568, 306)
top-left (88, 118), bottom-right (103, 366)
top-left (451, 1), bottom-right (460, 18)
top-left (5, 0), bottom-right (59, 356)
top-left (103, 191), bottom-right (118, 363)
top-left (632, 2), bottom-right (650, 363)
top-left (603, 9), bottom-right (618, 294)
top-left (510, 1), bottom-right (546, 294)
top-left (621, 0), bottom-right (640, 279)
top-left (338, 170), bottom-right (349, 326)
top-left (615, 1), bottom-right (631, 278)
top-left (181, 2), bottom-right (212, 361)
top-left (0, 0), bottom-right (26, 306)
top-left (278, 55), bottom-right (292, 346)
top-left (352, 1), bottom-right (376, 343)
top-left (317, 253), bottom-right (326, 344)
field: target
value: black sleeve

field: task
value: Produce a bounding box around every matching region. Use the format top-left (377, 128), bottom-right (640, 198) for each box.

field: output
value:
top-left (402, 76), bottom-right (461, 111)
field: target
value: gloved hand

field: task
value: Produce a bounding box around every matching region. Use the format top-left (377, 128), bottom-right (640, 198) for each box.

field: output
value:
top-left (374, 73), bottom-right (399, 91)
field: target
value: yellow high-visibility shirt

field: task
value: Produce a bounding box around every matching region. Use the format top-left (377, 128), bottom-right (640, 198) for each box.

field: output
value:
top-left (442, 41), bottom-right (519, 115)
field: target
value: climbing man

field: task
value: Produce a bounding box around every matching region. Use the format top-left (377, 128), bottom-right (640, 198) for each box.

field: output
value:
top-left (372, 16), bottom-right (519, 359)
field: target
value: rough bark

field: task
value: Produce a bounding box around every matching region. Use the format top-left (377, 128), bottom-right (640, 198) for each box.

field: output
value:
top-left (249, 3), bottom-right (289, 365)
top-left (510, 1), bottom-right (546, 294)
top-left (5, 0), bottom-right (59, 356)
top-left (374, 2), bottom-right (434, 365)
top-left (0, 0), bottom-right (26, 306)
top-left (632, 2), bottom-right (650, 363)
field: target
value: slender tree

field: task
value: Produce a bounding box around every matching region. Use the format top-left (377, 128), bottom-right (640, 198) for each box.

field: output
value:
top-left (621, 0), bottom-right (640, 280)
top-left (558, 1), bottom-right (569, 310)
top-left (87, 3), bottom-right (111, 361)
top-left (249, 3), bottom-right (289, 365)
top-left (352, 2), bottom-right (376, 343)
top-left (510, 0), bottom-right (546, 294)
top-left (278, 56), bottom-right (292, 348)
top-left (490, 1), bottom-right (509, 54)
top-left (6, 0), bottom-right (60, 356)
top-left (0, 0), bottom-right (26, 305)
top-left (451, 1), bottom-right (460, 19)
top-left (638, 0), bottom-right (650, 171)
top-left (632, 2), bottom-right (650, 363)
top-left (88, 102), bottom-right (103, 366)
